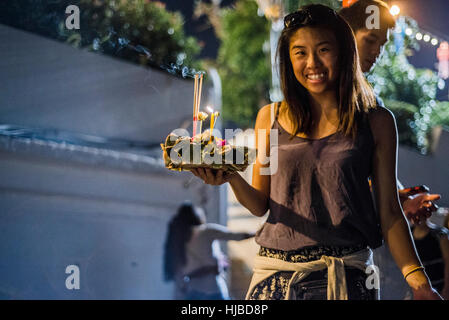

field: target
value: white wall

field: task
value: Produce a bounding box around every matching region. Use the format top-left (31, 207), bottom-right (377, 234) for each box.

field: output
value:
top-left (0, 24), bottom-right (217, 145)
top-left (0, 142), bottom-right (224, 299)
top-left (0, 24), bottom-right (226, 299)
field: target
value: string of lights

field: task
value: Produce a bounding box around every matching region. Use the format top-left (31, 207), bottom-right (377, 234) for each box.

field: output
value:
top-left (385, 2), bottom-right (448, 47)
top-left (390, 7), bottom-right (449, 80)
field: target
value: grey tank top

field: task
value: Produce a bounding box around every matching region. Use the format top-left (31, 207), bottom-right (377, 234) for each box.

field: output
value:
top-left (255, 103), bottom-right (383, 251)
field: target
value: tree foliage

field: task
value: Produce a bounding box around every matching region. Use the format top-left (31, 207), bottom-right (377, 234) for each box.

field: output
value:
top-left (430, 101), bottom-right (449, 129)
top-left (367, 17), bottom-right (441, 153)
top-left (285, 0), bottom-right (340, 12)
top-left (216, 0), bottom-right (271, 129)
top-left (65, 0), bottom-right (201, 70)
top-left (0, 0), bottom-right (201, 72)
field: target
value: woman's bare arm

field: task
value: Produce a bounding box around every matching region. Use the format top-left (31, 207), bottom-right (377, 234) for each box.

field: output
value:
top-left (226, 104), bottom-right (272, 217)
top-left (369, 106), bottom-right (441, 299)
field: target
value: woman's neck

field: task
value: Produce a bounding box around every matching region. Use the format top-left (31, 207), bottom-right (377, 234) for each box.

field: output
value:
top-left (308, 91), bottom-right (339, 124)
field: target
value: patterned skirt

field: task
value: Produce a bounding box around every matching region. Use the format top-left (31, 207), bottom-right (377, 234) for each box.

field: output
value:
top-left (247, 244), bottom-right (378, 300)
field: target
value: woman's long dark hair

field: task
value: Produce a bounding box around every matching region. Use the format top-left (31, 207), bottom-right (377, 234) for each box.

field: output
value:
top-left (277, 4), bottom-right (376, 140)
top-left (163, 202), bottom-right (203, 281)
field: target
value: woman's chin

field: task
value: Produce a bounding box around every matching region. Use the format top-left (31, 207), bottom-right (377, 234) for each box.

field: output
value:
top-left (306, 85), bottom-right (330, 95)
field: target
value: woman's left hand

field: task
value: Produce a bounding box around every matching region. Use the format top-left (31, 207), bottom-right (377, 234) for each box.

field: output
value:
top-left (412, 286), bottom-right (443, 300)
top-left (441, 286), bottom-right (449, 300)
top-left (406, 270), bottom-right (443, 300)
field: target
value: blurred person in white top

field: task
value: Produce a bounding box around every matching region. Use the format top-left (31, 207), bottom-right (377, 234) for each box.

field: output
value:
top-left (163, 201), bottom-right (254, 300)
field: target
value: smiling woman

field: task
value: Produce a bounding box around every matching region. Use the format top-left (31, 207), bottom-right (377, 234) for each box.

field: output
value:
top-left (288, 27), bottom-right (339, 102)
top-left (276, 4), bottom-right (375, 141)
top-left (190, 3), bottom-right (442, 301)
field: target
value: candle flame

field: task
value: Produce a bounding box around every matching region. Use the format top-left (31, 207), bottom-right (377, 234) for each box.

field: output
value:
top-left (206, 106), bottom-right (214, 113)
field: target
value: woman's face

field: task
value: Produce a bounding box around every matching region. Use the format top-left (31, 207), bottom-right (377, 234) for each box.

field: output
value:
top-left (289, 26), bottom-right (339, 96)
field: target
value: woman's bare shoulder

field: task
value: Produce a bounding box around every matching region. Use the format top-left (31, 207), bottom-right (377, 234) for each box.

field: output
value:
top-left (256, 101), bottom-right (286, 130)
top-left (255, 103), bottom-right (274, 130)
top-left (367, 105), bottom-right (396, 129)
top-left (367, 104), bottom-right (395, 122)
top-left (367, 105), bottom-right (397, 144)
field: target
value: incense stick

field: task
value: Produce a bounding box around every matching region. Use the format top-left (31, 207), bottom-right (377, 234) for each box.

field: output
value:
top-left (197, 73), bottom-right (203, 122)
top-left (193, 74), bottom-right (198, 137)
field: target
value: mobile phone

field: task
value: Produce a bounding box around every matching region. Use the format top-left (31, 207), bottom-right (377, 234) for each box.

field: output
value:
top-left (400, 185), bottom-right (430, 194)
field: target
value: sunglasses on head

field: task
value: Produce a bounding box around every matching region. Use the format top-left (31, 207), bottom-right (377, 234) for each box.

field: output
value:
top-left (284, 6), bottom-right (338, 29)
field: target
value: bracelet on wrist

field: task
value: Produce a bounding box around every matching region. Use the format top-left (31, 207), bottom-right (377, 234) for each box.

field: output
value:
top-left (404, 266), bottom-right (425, 280)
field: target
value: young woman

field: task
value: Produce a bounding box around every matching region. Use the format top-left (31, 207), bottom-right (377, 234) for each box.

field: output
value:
top-left (163, 201), bottom-right (253, 300)
top-left (190, 4), bottom-right (441, 300)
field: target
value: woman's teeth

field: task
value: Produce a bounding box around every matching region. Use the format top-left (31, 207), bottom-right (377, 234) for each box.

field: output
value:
top-left (307, 73), bottom-right (326, 80)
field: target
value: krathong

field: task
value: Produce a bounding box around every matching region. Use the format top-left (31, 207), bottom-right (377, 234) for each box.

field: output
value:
top-left (160, 72), bottom-right (256, 172)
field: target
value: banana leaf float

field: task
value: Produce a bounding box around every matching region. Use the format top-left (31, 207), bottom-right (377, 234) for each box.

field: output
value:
top-left (160, 131), bottom-right (256, 172)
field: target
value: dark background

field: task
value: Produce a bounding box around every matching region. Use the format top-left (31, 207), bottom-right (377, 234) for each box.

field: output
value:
top-left (160, 0), bottom-right (236, 59)
top-left (161, 0), bottom-right (449, 66)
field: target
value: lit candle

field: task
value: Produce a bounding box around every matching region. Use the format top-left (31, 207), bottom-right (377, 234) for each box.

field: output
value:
top-left (197, 111), bottom-right (208, 136)
top-left (206, 106), bottom-right (214, 137)
top-left (211, 111), bottom-right (220, 133)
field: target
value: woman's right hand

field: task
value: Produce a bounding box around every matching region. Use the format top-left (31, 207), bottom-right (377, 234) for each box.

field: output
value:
top-left (190, 168), bottom-right (238, 186)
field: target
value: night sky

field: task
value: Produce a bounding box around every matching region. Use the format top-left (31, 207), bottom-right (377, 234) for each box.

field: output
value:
top-left (160, 1), bottom-right (449, 58)
top-left (388, 0), bottom-right (449, 100)
top-left (160, 0), bottom-right (236, 59)
top-left (391, 0), bottom-right (449, 66)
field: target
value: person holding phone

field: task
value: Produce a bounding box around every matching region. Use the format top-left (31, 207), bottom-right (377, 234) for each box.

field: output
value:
top-left (398, 184), bottom-right (441, 225)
